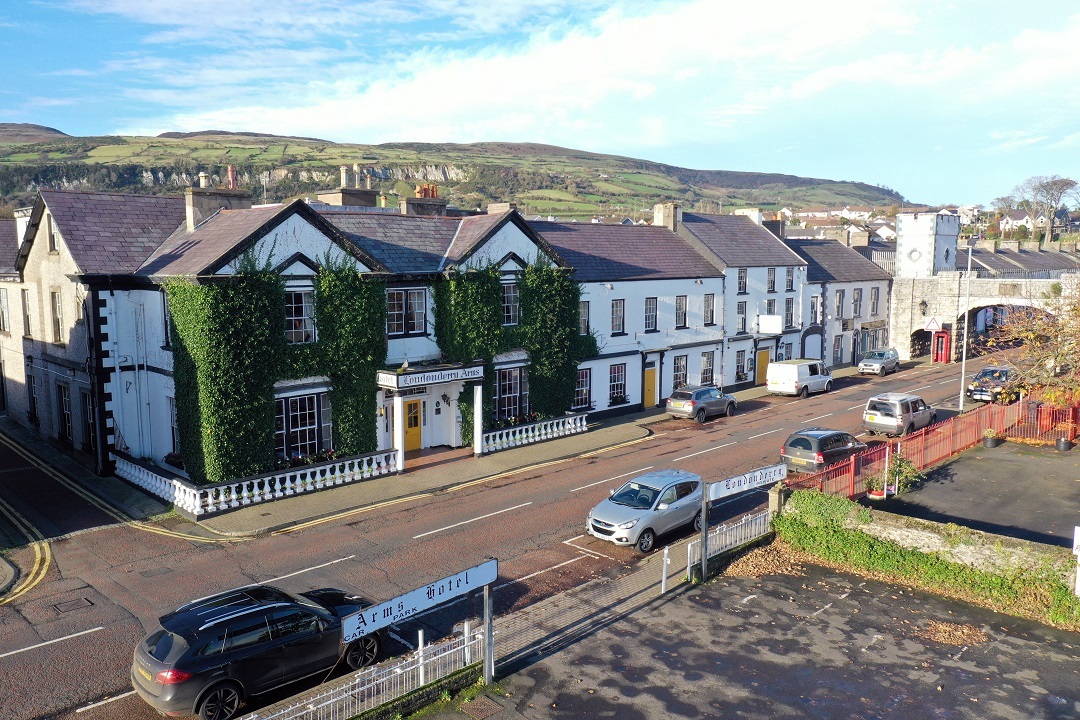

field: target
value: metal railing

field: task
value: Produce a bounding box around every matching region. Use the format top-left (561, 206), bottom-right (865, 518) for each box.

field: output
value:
top-left (240, 629), bottom-right (484, 720)
top-left (687, 509), bottom-right (774, 568)
top-left (482, 412), bottom-right (588, 453)
top-left (112, 449), bottom-right (399, 516)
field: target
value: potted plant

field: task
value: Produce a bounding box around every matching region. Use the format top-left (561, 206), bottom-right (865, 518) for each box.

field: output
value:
top-left (864, 473), bottom-right (887, 500)
top-left (982, 428), bottom-right (1005, 448)
top-left (865, 456), bottom-right (925, 500)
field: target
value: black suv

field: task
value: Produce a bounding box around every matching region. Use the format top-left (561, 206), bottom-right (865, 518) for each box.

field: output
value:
top-left (780, 427), bottom-right (867, 473)
top-left (132, 584), bottom-right (385, 720)
top-left (966, 366), bottom-right (1018, 403)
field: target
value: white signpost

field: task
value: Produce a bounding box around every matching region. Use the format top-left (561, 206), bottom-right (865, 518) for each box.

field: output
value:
top-left (342, 559), bottom-right (498, 642)
top-left (708, 463), bottom-right (787, 502)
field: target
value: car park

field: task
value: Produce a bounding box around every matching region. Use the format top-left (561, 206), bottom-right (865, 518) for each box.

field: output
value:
top-left (665, 385), bottom-right (737, 422)
top-left (587, 469), bottom-right (702, 553)
top-left (863, 392), bottom-right (937, 436)
top-left (966, 366), bottom-right (1018, 403)
top-left (766, 359), bottom-right (833, 398)
top-left (858, 348), bottom-right (900, 376)
top-left (132, 584), bottom-right (386, 720)
top-left (780, 428), bottom-right (866, 473)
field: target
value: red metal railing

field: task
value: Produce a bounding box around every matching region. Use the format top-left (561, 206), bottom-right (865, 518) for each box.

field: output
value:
top-left (785, 399), bottom-right (1079, 500)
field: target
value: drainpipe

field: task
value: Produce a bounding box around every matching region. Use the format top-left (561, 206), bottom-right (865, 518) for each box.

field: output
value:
top-left (107, 288), bottom-right (128, 454)
top-left (130, 298), bottom-right (152, 458)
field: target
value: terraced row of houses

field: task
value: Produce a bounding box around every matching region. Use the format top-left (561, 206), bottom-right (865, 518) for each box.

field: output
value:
top-left (0, 180), bottom-right (963, 489)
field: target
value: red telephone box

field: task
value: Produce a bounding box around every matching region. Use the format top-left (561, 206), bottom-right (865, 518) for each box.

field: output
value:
top-left (932, 331), bottom-right (951, 363)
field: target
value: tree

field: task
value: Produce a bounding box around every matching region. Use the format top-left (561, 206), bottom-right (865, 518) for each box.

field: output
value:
top-left (986, 278), bottom-right (1080, 407)
top-left (1012, 175), bottom-right (1077, 241)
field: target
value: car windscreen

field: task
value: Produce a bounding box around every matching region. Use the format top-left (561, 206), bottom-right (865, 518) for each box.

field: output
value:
top-left (863, 351), bottom-right (885, 360)
top-left (975, 369), bottom-right (1006, 381)
top-left (610, 482), bottom-right (660, 509)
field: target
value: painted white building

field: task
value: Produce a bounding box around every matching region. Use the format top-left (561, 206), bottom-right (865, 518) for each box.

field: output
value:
top-left (894, 212), bottom-right (961, 278)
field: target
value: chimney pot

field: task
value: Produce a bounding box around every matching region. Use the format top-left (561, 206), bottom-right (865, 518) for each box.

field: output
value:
top-left (198, 171), bottom-right (210, 189)
top-left (353, 163), bottom-right (362, 189)
top-left (340, 165), bottom-right (349, 188)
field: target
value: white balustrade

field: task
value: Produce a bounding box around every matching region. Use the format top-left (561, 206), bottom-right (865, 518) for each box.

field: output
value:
top-left (112, 449), bottom-right (399, 517)
top-left (481, 412), bottom-right (588, 454)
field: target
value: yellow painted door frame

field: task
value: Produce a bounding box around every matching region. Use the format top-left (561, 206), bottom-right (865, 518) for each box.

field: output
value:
top-left (405, 400), bottom-right (422, 451)
top-left (755, 349), bottom-right (770, 385)
top-left (643, 366), bottom-right (657, 408)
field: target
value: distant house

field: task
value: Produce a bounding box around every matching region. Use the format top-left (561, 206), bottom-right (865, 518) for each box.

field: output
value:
top-left (840, 205), bottom-right (874, 221)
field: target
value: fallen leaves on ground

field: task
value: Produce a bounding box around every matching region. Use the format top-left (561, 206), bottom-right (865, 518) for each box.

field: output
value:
top-left (914, 620), bottom-right (988, 646)
top-left (721, 540), bottom-right (816, 577)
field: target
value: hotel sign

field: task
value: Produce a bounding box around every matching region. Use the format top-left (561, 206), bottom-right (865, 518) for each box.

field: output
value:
top-left (708, 463), bottom-right (787, 502)
top-left (377, 365), bottom-right (484, 389)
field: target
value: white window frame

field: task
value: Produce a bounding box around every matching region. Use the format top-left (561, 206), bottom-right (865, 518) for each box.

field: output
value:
top-left (673, 354), bottom-right (688, 389)
top-left (0, 289), bottom-right (8, 333)
top-left (736, 301), bottom-right (747, 333)
top-left (644, 297), bottom-right (657, 332)
top-left (574, 368), bottom-right (591, 409)
top-left (675, 295), bottom-right (687, 328)
top-left (611, 299), bottom-right (625, 334)
top-left (786, 267), bottom-right (794, 291)
top-left (608, 363), bottom-right (627, 402)
top-left (703, 294), bottom-right (715, 325)
top-left (853, 288), bottom-right (863, 318)
top-left (387, 288), bottom-right (426, 336)
top-left (285, 287), bottom-right (316, 344)
top-left (579, 301), bottom-right (590, 336)
top-left (700, 351), bottom-right (714, 386)
top-left (502, 282), bottom-right (520, 326)
top-left (767, 267), bottom-right (776, 292)
top-left (275, 391), bottom-right (332, 461)
top-left (870, 287), bottom-right (880, 316)
top-left (784, 298), bottom-right (794, 328)
top-left (51, 291), bottom-right (63, 344)
top-left (737, 268), bottom-right (747, 293)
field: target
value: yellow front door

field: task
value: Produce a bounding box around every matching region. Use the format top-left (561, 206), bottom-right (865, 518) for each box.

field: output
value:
top-left (755, 349), bottom-right (770, 385)
top-left (405, 400), bottom-right (421, 451)
top-left (643, 366), bottom-right (656, 408)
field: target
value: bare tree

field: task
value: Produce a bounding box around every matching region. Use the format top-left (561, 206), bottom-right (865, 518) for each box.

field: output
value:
top-left (1011, 175), bottom-right (1077, 239)
top-left (986, 279), bottom-right (1080, 406)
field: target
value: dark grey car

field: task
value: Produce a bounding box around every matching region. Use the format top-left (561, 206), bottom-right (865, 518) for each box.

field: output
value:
top-left (666, 385), bottom-right (737, 423)
top-left (132, 584), bottom-right (385, 720)
top-left (780, 427), bottom-right (866, 473)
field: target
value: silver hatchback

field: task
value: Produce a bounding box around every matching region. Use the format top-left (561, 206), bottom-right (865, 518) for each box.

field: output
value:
top-left (666, 386), bottom-right (737, 423)
top-left (858, 348), bottom-right (900, 376)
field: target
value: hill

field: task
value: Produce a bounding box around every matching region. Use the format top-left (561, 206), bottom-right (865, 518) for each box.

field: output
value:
top-left (0, 125), bottom-right (906, 218)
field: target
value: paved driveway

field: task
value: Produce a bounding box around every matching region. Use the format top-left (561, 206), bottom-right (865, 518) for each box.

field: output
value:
top-left (885, 441), bottom-right (1080, 548)
top-left (469, 563), bottom-right (1080, 720)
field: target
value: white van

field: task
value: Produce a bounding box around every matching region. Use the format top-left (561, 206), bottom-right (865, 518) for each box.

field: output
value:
top-left (766, 359), bottom-right (833, 398)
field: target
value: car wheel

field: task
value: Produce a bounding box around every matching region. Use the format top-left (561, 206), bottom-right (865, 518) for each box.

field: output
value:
top-left (866, 429), bottom-right (876, 436)
top-left (198, 682), bottom-right (243, 720)
top-left (725, 402), bottom-right (736, 417)
top-left (693, 511), bottom-right (703, 532)
top-left (635, 529), bottom-right (656, 554)
top-left (695, 408), bottom-right (707, 424)
top-left (824, 381), bottom-right (833, 393)
top-left (799, 386), bottom-right (809, 399)
top-left (346, 633), bottom-right (381, 669)
top-left (878, 366), bottom-right (885, 377)
top-left (906, 424), bottom-right (915, 435)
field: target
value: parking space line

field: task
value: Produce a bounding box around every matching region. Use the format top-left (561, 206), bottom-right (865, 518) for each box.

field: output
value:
top-left (748, 429), bottom-right (780, 439)
top-left (389, 630), bottom-right (415, 650)
top-left (563, 537), bottom-right (613, 559)
top-left (413, 502), bottom-right (533, 539)
top-left (76, 691), bottom-right (136, 713)
top-left (571, 467), bottom-right (653, 492)
top-left (674, 442), bottom-right (735, 461)
top-left (0, 626), bottom-right (103, 660)
top-left (494, 556), bottom-right (587, 590)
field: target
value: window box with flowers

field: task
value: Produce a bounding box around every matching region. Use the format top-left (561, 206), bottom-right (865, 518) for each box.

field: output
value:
top-left (163, 452), bottom-right (185, 470)
top-left (275, 448), bottom-right (338, 470)
top-left (609, 393), bottom-right (629, 406)
top-left (492, 412), bottom-right (542, 430)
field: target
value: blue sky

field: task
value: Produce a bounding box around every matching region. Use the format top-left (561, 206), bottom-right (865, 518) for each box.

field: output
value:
top-left (2, 0), bottom-right (1078, 206)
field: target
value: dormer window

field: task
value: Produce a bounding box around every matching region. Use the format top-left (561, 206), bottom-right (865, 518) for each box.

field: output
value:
top-left (387, 288), bottom-right (426, 336)
top-left (285, 288), bottom-right (315, 344)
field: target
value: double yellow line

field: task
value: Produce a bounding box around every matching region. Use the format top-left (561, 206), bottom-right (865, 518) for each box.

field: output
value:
top-left (0, 494), bottom-right (50, 606)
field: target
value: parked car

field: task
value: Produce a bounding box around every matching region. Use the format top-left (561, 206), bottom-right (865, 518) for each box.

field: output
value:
top-left (766, 359), bottom-right (833, 398)
top-left (966, 366), bottom-right (1018, 403)
top-left (780, 428), bottom-right (866, 473)
top-left (858, 348), bottom-right (900, 376)
top-left (666, 385), bottom-right (737, 422)
top-left (863, 392), bottom-right (937, 436)
top-left (587, 469), bottom-right (702, 553)
top-left (132, 584), bottom-right (386, 720)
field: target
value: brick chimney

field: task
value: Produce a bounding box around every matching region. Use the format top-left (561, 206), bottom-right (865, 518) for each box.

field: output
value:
top-left (653, 202), bottom-right (681, 232)
top-left (186, 183), bottom-right (252, 231)
top-left (487, 202), bottom-right (518, 215)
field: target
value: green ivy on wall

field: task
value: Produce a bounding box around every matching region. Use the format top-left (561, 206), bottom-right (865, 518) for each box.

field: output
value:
top-left (433, 261), bottom-right (596, 445)
top-left (166, 254), bottom-right (386, 485)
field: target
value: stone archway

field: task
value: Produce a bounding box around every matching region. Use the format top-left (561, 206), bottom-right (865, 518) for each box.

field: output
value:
top-left (909, 329), bottom-right (930, 358)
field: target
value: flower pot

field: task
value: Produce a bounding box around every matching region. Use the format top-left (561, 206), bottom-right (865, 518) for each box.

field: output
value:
top-left (1056, 437), bottom-right (1074, 452)
top-left (983, 436), bottom-right (1004, 448)
top-left (866, 488), bottom-right (887, 500)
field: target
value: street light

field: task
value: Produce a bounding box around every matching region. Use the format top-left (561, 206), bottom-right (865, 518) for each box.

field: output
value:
top-left (957, 245), bottom-right (973, 412)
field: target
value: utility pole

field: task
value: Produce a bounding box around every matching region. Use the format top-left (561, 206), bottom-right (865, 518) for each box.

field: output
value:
top-left (957, 245), bottom-right (973, 412)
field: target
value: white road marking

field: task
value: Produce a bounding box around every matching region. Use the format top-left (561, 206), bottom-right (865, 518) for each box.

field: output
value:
top-left (674, 441), bottom-right (736, 461)
top-left (812, 603), bottom-right (833, 616)
top-left (838, 592), bottom-right (850, 599)
top-left (562, 537), bottom-right (613, 559)
top-left (76, 691), bottom-right (136, 713)
top-left (571, 467), bottom-right (653, 492)
top-left (807, 413), bottom-right (833, 421)
top-left (413, 502), bottom-right (533, 539)
top-left (861, 634), bottom-right (884, 652)
top-left (910, 385), bottom-right (931, 391)
top-left (265, 555), bottom-right (356, 583)
top-left (389, 630), bottom-right (415, 649)
top-left (953, 645), bottom-right (969, 661)
top-left (845, 404), bottom-right (864, 411)
top-left (493, 556), bottom-right (586, 590)
top-left (938, 379), bottom-right (956, 385)
top-left (748, 429), bottom-right (781, 439)
top-left (741, 594), bottom-right (757, 604)
top-left (0, 626), bottom-right (103, 660)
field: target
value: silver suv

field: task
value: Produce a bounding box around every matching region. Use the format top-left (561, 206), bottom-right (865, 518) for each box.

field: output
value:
top-left (666, 386), bottom-right (737, 423)
top-left (858, 348), bottom-right (900, 376)
top-left (863, 393), bottom-right (937, 436)
top-left (587, 469), bottom-right (702, 553)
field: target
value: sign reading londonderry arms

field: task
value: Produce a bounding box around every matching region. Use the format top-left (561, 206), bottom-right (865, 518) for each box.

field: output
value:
top-left (708, 463), bottom-right (787, 502)
top-left (341, 559), bottom-right (498, 643)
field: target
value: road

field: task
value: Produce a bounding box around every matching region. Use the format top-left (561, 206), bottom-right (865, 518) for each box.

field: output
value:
top-left (0, 358), bottom-right (990, 720)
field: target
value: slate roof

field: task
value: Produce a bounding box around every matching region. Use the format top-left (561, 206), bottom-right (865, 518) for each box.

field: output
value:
top-left (32, 190), bottom-right (186, 274)
top-left (679, 213), bottom-right (806, 268)
top-left (0, 219), bottom-right (19, 276)
top-left (139, 204), bottom-right (288, 277)
top-left (785, 239), bottom-right (893, 283)
top-left (528, 222), bottom-right (723, 282)
top-left (321, 212), bottom-right (461, 274)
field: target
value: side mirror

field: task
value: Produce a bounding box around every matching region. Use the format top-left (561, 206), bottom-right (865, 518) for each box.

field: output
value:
top-left (609, 488), bottom-right (615, 496)
top-left (657, 503), bottom-right (670, 510)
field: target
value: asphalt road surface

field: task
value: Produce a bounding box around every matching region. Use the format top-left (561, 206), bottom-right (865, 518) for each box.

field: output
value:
top-left (0, 357), bottom-right (1006, 720)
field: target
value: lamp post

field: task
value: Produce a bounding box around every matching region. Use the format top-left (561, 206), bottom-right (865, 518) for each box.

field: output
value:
top-left (957, 245), bottom-right (973, 412)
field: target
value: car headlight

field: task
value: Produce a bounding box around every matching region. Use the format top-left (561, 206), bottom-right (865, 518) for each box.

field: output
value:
top-left (617, 519), bottom-right (639, 530)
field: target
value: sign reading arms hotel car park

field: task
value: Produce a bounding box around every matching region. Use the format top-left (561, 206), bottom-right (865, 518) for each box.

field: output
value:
top-left (341, 559), bottom-right (498, 643)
